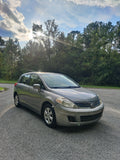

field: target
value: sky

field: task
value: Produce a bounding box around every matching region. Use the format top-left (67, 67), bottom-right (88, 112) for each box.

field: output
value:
top-left (0, 0), bottom-right (120, 47)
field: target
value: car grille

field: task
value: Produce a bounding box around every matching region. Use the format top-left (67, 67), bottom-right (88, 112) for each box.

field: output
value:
top-left (75, 99), bottom-right (100, 108)
top-left (80, 112), bottom-right (103, 122)
top-left (75, 102), bottom-right (91, 107)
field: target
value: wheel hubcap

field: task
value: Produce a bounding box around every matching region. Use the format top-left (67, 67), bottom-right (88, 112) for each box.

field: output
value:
top-left (15, 95), bottom-right (18, 106)
top-left (44, 107), bottom-right (53, 124)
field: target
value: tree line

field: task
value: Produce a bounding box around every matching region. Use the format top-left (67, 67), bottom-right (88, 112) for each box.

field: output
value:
top-left (0, 20), bottom-right (120, 86)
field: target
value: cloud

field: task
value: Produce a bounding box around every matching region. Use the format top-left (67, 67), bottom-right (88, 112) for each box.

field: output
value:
top-left (0, 0), bottom-right (30, 41)
top-left (33, 0), bottom-right (114, 33)
top-left (66, 0), bottom-right (120, 8)
top-left (33, 0), bottom-right (89, 30)
top-left (7, 0), bottom-right (21, 8)
top-left (0, 2), bottom-right (20, 24)
top-left (1, 0), bottom-right (120, 44)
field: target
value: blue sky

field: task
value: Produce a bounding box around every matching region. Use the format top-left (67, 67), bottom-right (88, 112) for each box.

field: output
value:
top-left (0, 0), bottom-right (120, 47)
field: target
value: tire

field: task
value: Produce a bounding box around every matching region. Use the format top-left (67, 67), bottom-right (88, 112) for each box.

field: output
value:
top-left (14, 94), bottom-right (21, 107)
top-left (43, 104), bottom-right (56, 128)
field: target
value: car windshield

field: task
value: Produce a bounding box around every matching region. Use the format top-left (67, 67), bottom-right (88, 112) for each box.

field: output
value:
top-left (40, 74), bottom-right (80, 89)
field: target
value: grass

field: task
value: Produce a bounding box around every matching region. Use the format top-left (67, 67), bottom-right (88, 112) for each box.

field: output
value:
top-left (0, 87), bottom-right (4, 91)
top-left (81, 84), bottom-right (120, 89)
top-left (0, 79), bottom-right (17, 84)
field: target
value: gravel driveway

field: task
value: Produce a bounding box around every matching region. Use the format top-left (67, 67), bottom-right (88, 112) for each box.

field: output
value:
top-left (0, 84), bottom-right (120, 160)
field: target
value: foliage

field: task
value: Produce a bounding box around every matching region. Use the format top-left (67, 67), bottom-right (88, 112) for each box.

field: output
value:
top-left (0, 38), bottom-right (22, 80)
top-left (0, 20), bottom-right (120, 86)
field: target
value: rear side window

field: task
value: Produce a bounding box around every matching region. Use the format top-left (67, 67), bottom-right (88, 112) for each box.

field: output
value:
top-left (19, 74), bottom-right (30, 85)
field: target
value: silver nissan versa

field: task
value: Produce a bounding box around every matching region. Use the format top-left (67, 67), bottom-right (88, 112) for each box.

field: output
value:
top-left (14, 72), bottom-right (104, 128)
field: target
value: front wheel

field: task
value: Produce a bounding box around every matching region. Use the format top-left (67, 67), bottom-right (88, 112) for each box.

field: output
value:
top-left (43, 104), bottom-right (56, 128)
top-left (14, 94), bottom-right (20, 107)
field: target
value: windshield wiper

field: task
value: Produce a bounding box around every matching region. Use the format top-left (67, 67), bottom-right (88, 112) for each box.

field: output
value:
top-left (66, 86), bottom-right (80, 88)
top-left (51, 86), bottom-right (80, 89)
top-left (51, 87), bottom-right (61, 89)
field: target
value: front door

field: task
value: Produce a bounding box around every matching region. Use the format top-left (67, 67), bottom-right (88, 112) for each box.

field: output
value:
top-left (28, 74), bottom-right (45, 112)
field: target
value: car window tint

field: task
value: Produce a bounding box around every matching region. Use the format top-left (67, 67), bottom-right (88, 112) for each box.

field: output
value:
top-left (20, 74), bottom-right (30, 85)
top-left (30, 74), bottom-right (45, 89)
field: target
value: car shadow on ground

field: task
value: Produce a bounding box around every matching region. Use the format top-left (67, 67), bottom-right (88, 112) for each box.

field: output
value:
top-left (56, 123), bottom-right (100, 133)
top-left (17, 105), bottom-right (43, 120)
top-left (16, 105), bottom-right (107, 133)
top-left (56, 117), bottom-right (112, 134)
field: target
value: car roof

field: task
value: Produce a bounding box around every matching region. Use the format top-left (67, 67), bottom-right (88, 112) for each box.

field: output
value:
top-left (23, 72), bottom-right (61, 75)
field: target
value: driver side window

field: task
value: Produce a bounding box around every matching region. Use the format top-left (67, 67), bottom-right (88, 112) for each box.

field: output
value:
top-left (30, 74), bottom-right (45, 89)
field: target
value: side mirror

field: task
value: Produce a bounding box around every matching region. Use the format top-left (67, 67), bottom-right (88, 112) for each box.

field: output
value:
top-left (33, 84), bottom-right (41, 91)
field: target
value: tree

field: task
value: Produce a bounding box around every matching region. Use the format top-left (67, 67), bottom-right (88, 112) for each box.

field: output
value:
top-left (21, 40), bottom-right (46, 72)
top-left (2, 38), bottom-right (21, 80)
top-left (1, 20), bottom-right (120, 86)
top-left (32, 19), bottom-right (60, 61)
top-left (114, 21), bottom-right (120, 49)
top-left (0, 36), bottom-right (4, 46)
top-left (0, 51), bottom-right (3, 78)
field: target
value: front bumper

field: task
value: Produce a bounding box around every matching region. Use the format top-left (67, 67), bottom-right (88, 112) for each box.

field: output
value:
top-left (54, 102), bottom-right (104, 126)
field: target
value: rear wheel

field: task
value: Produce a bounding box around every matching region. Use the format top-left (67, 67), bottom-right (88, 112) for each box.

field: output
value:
top-left (43, 104), bottom-right (56, 128)
top-left (14, 94), bottom-right (20, 107)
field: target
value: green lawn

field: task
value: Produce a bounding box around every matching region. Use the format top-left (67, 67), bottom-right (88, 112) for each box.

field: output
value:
top-left (0, 87), bottom-right (4, 91)
top-left (0, 80), bottom-right (17, 84)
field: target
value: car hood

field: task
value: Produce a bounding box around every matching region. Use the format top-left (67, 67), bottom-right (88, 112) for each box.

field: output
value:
top-left (51, 87), bottom-right (97, 102)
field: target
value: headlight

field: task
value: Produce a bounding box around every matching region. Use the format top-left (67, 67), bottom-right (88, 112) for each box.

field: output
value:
top-left (99, 99), bottom-right (102, 104)
top-left (56, 97), bottom-right (77, 108)
top-left (97, 95), bottom-right (101, 104)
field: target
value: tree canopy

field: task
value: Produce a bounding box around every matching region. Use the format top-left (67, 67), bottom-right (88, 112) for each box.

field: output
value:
top-left (0, 20), bottom-right (120, 86)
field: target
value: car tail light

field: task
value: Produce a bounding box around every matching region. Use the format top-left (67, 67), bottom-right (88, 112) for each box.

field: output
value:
top-left (14, 83), bottom-right (18, 87)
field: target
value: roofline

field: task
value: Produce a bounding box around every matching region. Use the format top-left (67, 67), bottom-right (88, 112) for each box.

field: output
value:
top-left (22, 71), bottom-right (63, 75)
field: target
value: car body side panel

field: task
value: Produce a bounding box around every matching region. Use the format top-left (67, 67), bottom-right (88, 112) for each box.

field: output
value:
top-left (14, 83), bottom-right (30, 104)
top-left (26, 87), bottom-right (46, 111)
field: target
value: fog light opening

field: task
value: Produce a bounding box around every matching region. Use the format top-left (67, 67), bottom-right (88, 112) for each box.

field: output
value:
top-left (68, 116), bottom-right (76, 122)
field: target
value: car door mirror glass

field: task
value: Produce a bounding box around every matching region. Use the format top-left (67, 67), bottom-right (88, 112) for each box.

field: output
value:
top-left (33, 84), bottom-right (41, 91)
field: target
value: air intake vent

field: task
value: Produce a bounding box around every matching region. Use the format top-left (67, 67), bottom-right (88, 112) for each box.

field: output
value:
top-left (75, 99), bottom-right (100, 108)
top-left (80, 112), bottom-right (103, 122)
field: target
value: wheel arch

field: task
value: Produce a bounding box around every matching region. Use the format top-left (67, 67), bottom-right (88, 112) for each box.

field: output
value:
top-left (41, 101), bottom-right (56, 128)
top-left (41, 101), bottom-right (53, 118)
top-left (14, 91), bottom-right (17, 97)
